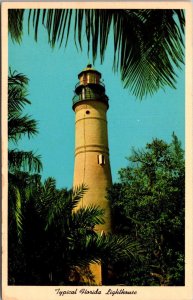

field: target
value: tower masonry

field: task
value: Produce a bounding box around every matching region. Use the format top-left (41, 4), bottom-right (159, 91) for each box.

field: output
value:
top-left (72, 65), bottom-right (112, 285)
top-left (72, 64), bottom-right (112, 235)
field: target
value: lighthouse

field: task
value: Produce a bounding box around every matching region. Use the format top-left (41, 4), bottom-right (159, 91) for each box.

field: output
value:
top-left (72, 64), bottom-right (112, 284)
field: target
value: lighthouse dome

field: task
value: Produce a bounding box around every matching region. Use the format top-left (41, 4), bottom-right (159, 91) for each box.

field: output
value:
top-left (78, 64), bottom-right (101, 81)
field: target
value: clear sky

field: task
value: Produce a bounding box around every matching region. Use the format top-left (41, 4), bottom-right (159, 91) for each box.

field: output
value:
top-left (8, 11), bottom-right (185, 189)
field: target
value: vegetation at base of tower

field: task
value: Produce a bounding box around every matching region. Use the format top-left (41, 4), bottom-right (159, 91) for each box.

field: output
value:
top-left (108, 134), bottom-right (185, 285)
top-left (8, 9), bottom-right (184, 99)
top-left (9, 176), bottom-right (143, 285)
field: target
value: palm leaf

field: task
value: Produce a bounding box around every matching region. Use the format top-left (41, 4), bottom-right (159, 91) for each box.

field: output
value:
top-left (8, 69), bottom-right (39, 142)
top-left (8, 114), bottom-right (38, 142)
top-left (71, 233), bottom-right (143, 267)
top-left (72, 205), bottom-right (105, 228)
top-left (44, 184), bottom-right (88, 230)
top-left (8, 9), bottom-right (25, 44)
top-left (101, 234), bottom-right (143, 262)
top-left (8, 9), bottom-right (185, 99)
top-left (43, 178), bottom-right (67, 230)
top-left (8, 149), bottom-right (42, 173)
top-left (8, 86), bottom-right (30, 113)
top-left (8, 68), bottom-right (29, 85)
top-left (8, 68), bottom-right (30, 113)
top-left (14, 186), bottom-right (23, 242)
top-left (71, 184), bottom-right (88, 209)
top-left (9, 184), bottom-right (23, 242)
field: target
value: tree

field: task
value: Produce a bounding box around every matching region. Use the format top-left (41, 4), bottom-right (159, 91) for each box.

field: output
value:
top-left (108, 133), bottom-right (185, 285)
top-left (8, 68), bottom-right (42, 240)
top-left (9, 177), bottom-right (142, 285)
top-left (8, 9), bottom-right (184, 99)
top-left (8, 68), bottom-right (42, 173)
top-left (8, 172), bottom-right (42, 284)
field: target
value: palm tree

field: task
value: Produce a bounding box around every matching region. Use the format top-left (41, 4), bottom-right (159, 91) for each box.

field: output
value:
top-left (8, 68), bottom-right (42, 172)
top-left (9, 178), bottom-right (142, 285)
top-left (8, 9), bottom-right (184, 99)
top-left (8, 172), bottom-right (42, 284)
top-left (34, 179), bottom-right (142, 285)
top-left (8, 68), bottom-right (42, 240)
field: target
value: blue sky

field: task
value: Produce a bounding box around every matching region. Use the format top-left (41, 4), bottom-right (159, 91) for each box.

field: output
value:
top-left (9, 11), bottom-right (185, 189)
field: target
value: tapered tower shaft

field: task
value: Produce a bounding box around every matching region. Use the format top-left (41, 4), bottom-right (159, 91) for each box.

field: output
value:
top-left (72, 64), bottom-right (112, 284)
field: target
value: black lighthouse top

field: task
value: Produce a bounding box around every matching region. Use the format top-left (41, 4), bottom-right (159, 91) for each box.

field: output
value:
top-left (72, 64), bottom-right (109, 110)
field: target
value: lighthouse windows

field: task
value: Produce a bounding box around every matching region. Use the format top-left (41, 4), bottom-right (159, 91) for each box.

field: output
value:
top-left (82, 88), bottom-right (85, 100)
top-left (86, 110), bottom-right (90, 115)
top-left (98, 154), bottom-right (105, 165)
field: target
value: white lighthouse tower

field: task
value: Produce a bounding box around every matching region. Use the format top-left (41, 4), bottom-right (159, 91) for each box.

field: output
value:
top-left (72, 64), bottom-right (112, 284)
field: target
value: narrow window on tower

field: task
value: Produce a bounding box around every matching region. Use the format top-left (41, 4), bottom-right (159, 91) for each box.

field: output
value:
top-left (98, 154), bottom-right (105, 165)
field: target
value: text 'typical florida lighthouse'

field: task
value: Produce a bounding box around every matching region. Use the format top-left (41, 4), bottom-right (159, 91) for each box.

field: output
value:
top-left (72, 64), bottom-right (112, 285)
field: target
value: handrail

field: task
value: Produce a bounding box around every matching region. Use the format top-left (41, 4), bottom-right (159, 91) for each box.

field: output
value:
top-left (72, 94), bottom-right (109, 106)
top-left (75, 80), bottom-right (105, 89)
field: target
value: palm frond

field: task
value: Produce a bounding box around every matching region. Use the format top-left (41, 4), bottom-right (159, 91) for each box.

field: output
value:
top-left (8, 86), bottom-right (30, 113)
top-left (101, 234), bottom-right (143, 262)
top-left (8, 114), bottom-right (38, 142)
top-left (71, 184), bottom-right (88, 209)
top-left (9, 185), bottom-right (23, 242)
top-left (173, 9), bottom-right (185, 34)
top-left (32, 177), bottom-right (54, 217)
top-left (8, 149), bottom-right (42, 173)
top-left (14, 187), bottom-right (23, 242)
top-left (8, 9), bottom-right (185, 99)
top-left (9, 171), bottom-right (42, 191)
top-left (117, 9), bottom-right (184, 98)
top-left (8, 69), bottom-right (30, 112)
top-left (43, 178), bottom-right (67, 230)
top-left (39, 177), bottom-right (58, 205)
top-left (44, 184), bottom-right (88, 230)
top-left (8, 9), bottom-right (24, 43)
top-left (9, 68), bottom-right (29, 85)
top-left (72, 233), bottom-right (143, 268)
top-left (72, 205), bottom-right (105, 228)
top-left (8, 69), bottom-right (38, 142)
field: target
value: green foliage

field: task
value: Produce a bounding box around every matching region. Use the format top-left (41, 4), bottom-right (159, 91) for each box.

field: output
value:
top-left (108, 134), bottom-right (185, 285)
top-left (8, 9), bottom-right (25, 44)
top-left (8, 69), bottom-right (142, 285)
top-left (8, 9), bottom-right (184, 99)
top-left (9, 177), bottom-right (142, 285)
top-left (9, 150), bottom-right (42, 173)
top-left (8, 68), bottom-right (39, 143)
top-left (8, 68), bottom-right (42, 242)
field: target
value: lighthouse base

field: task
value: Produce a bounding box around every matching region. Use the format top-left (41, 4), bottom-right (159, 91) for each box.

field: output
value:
top-left (68, 264), bottom-right (102, 285)
top-left (90, 263), bottom-right (102, 285)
